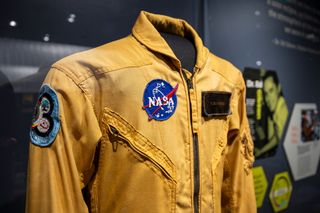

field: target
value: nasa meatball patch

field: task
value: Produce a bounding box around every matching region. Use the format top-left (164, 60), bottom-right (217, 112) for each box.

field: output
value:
top-left (30, 84), bottom-right (60, 147)
top-left (142, 79), bottom-right (178, 121)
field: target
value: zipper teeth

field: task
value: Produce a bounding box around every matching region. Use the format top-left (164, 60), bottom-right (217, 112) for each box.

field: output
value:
top-left (193, 133), bottom-right (199, 213)
top-left (181, 69), bottom-right (200, 213)
top-left (108, 125), bottom-right (174, 181)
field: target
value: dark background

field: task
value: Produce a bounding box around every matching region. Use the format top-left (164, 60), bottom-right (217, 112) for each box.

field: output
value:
top-left (0, 0), bottom-right (319, 212)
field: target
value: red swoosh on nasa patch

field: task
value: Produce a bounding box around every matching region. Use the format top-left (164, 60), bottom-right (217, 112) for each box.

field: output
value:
top-left (143, 84), bottom-right (179, 120)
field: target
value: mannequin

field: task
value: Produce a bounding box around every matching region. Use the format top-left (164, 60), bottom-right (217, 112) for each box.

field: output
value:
top-left (160, 32), bottom-right (196, 72)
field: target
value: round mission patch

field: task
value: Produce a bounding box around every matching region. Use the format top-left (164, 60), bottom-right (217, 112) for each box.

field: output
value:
top-left (142, 79), bottom-right (178, 121)
top-left (30, 84), bottom-right (60, 147)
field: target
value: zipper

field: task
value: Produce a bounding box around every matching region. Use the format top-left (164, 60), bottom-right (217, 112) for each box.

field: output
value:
top-left (108, 125), bottom-right (174, 182)
top-left (181, 69), bottom-right (200, 213)
top-left (192, 133), bottom-right (200, 213)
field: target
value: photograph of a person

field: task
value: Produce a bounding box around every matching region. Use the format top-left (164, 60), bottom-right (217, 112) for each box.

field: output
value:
top-left (301, 109), bottom-right (320, 142)
top-left (255, 71), bottom-right (289, 158)
top-left (244, 68), bottom-right (289, 159)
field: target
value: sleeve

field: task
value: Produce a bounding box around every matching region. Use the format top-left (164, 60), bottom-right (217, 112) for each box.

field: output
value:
top-left (221, 76), bottom-right (257, 213)
top-left (26, 68), bottom-right (102, 213)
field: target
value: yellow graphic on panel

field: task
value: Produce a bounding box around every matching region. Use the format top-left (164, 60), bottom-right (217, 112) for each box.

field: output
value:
top-left (253, 166), bottom-right (268, 208)
top-left (269, 172), bottom-right (292, 212)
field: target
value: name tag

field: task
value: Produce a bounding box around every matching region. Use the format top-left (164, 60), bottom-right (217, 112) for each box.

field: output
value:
top-left (202, 91), bottom-right (231, 117)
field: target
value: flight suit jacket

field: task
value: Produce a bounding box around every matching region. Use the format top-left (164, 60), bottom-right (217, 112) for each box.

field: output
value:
top-left (26, 11), bottom-right (256, 213)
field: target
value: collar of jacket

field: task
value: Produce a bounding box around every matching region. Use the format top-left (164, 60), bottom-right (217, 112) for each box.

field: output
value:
top-left (132, 11), bottom-right (209, 70)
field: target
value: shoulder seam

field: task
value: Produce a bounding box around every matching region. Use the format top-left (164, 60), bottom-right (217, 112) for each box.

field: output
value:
top-left (52, 61), bottom-right (152, 84)
top-left (93, 61), bottom-right (152, 75)
top-left (52, 65), bottom-right (93, 85)
top-left (51, 66), bottom-right (91, 98)
top-left (206, 54), bottom-right (243, 89)
top-left (210, 68), bottom-right (243, 90)
top-left (50, 67), bottom-right (99, 122)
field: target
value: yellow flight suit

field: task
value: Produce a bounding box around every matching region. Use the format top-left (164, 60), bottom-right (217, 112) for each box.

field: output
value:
top-left (26, 11), bottom-right (256, 213)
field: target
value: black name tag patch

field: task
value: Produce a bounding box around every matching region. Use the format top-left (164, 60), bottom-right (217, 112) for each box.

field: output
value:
top-left (202, 91), bottom-right (231, 117)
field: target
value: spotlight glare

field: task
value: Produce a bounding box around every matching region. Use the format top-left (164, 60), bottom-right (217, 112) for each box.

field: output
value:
top-left (9, 20), bottom-right (17, 27)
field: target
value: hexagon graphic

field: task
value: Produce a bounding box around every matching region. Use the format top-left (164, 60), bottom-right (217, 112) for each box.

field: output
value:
top-left (283, 103), bottom-right (320, 181)
top-left (269, 172), bottom-right (292, 212)
top-left (253, 166), bottom-right (268, 208)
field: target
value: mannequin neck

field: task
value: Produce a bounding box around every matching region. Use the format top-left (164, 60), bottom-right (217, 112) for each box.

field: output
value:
top-left (160, 32), bottom-right (196, 72)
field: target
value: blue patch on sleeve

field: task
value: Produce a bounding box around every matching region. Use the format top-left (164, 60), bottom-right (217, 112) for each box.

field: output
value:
top-left (30, 84), bottom-right (60, 147)
top-left (142, 79), bottom-right (178, 121)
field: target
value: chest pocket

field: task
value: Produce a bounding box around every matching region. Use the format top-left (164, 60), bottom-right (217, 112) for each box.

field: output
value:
top-left (97, 107), bottom-right (176, 213)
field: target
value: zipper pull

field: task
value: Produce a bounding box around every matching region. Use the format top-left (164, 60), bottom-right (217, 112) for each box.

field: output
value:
top-left (108, 125), bottom-right (119, 152)
top-left (181, 68), bottom-right (194, 89)
top-left (186, 78), bottom-right (193, 89)
top-left (109, 125), bottom-right (119, 136)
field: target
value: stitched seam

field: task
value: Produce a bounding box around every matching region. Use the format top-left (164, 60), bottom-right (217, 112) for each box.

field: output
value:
top-left (101, 108), bottom-right (176, 181)
top-left (52, 65), bottom-right (93, 84)
top-left (241, 131), bottom-right (254, 175)
top-left (211, 69), bottom-right (242, 90)
top-left (53, 62), bottom-right (153, 85)
top-left (104, 109), bottom-right (175, 169)
top-left (52, 67), bottom-right (101, 136)
top-left (102, 122), bottom-right (176, 212)
top-left (94, 62), bottom-right (153, 75)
